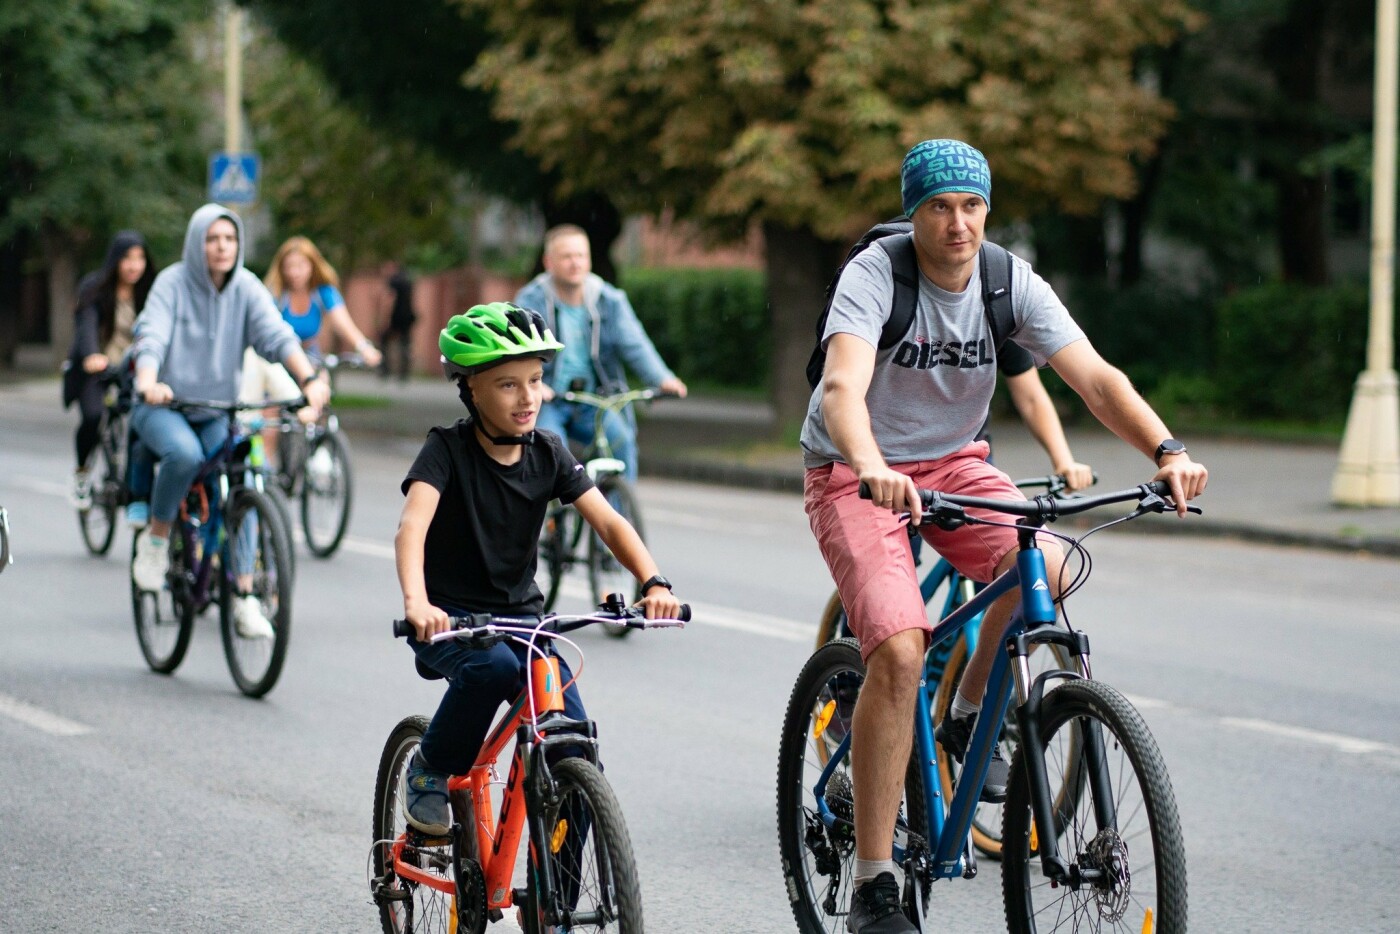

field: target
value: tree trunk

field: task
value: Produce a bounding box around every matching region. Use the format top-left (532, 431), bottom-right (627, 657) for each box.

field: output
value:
top-left (42, 228), bottom-right (80, 367)
top-left (538, 189), bottom-right (622, 284)
top-left (764, 221), bottom-right (842, 432)
top-left (0, 233), bottom-right (25, 369)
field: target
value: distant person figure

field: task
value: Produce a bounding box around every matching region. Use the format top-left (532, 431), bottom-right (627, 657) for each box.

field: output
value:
top-left (379, 263), bottom-right (416, 381)
top-left (513, 224), bottom-right (687, 483)
top-left (63, 230), bottom-right (155, 509)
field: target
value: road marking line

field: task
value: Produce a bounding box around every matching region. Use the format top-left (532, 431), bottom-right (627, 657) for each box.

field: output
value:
top-left (341, 537), bottom-right (395, 559)
top-left (644, 507), bottom-right (779, 537)
top-left (1219, 716), bottom-right (1398, 757)
top-left (0, 692), bottom-right (93, 736)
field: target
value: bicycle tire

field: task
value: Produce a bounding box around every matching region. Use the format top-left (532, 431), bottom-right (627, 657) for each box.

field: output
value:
top-left (814, 591), bottom-right (846, 649)
top-left (588, 477), bottom-right (642, 639)
top-left (933, 635), bottom-right (1078, 860)
top-left (218, 488), bottom-right (293, 698)
top-left (538, 504), bottom-right (571, 613)
top-left (776, 638), bottom-right (930, 934)
top-left (78, 422), bottom-right (123, 556)
top-left (371, 716), bottom-right (463, 934)
top-left (522, 757), bottom-right (643, 933)
top-left (1001, 678), bottom-right (1187, 933)
top-left (301, 429), bottom-right (354, 557)
top-left (131, 527), bottom-right (194, 674)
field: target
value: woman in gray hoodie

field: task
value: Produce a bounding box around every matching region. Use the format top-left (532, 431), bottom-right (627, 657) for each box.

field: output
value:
top-left (128, 204), bottom-right (329, 636)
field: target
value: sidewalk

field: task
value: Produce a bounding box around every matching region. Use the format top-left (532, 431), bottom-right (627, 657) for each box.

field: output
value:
top-left (327, 369), bottom-right (1400, 558)
top-left (5, 353), bottom-right (1397, 558)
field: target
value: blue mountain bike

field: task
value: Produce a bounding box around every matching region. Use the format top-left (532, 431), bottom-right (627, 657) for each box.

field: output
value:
top-left (813, 474), bottom-right (1083, 860)
top-left (778, 480), bottom-right (1197, 933)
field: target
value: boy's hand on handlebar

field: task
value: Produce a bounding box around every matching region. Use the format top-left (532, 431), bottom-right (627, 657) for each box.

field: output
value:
top-left (404, 599), bottom-right (451, 641)
top-left (636, 586), bottom-right (683, 620)
top-left (1055, 461), bottom-right (1094, 493)
top-left (859, 466), bottom-right (923, 526)
top-left (1152, 456), bottom-right (1208, 517)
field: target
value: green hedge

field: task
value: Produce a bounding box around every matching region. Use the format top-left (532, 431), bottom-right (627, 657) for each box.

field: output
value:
top-left (621, 267), bottom-right (768, 389)
top-left (1212, 281), bottom-right (1370, 421)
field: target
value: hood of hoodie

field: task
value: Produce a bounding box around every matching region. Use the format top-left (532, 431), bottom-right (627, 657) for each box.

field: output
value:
top-left (181, 203), bottom-right (245, 296)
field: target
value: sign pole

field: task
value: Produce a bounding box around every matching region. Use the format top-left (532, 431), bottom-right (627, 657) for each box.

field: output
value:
top-left (1332, 0), bottom-right (1400, 507)
top-left (224, 4), bottom-right (244, 155)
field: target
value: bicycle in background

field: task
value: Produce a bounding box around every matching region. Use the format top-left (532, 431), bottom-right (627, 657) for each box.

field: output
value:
top-left (814, 473), bottom-right (1090, 859)
top-left (76, 365), bottom-right (134, 556)
top-left (0, 504), bottom-right (11, 574)
top-left (370, 593), bottom-right (690, 933)
top-left (132, 399), bottom-right (299, 698)
top-left (777, 480), bottom-right (1198, 933)
top-left (536, 385), bottom-right (675, 637)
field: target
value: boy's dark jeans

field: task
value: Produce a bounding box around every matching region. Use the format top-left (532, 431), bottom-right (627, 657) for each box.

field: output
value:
top-left (409, 617), bottom-right (588, 776)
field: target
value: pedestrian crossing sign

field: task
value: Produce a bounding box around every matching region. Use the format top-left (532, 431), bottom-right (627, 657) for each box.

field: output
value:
top-left (208, 152), bottom-right (260, 204)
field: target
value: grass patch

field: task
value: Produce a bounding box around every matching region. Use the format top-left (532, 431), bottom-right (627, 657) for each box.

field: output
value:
top-left (331, 393), bottom-right (392, 410)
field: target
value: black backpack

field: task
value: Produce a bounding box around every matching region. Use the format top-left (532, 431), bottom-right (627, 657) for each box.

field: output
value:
top-left (805, 217), bottom-right (1017, 389)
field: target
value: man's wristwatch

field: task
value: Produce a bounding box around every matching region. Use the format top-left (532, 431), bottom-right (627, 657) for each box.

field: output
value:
top-left (640, 574), bottom-right (672, 596)
top-left (1154, 439), bottom-right (1187, 465)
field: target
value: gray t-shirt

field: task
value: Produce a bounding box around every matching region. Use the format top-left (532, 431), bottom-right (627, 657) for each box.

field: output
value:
top-left (800, 242), bottom-right (1085, 468)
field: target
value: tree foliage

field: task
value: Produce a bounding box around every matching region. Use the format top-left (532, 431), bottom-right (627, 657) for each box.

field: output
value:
top-left (462, 0), bottom-right (1199, 241)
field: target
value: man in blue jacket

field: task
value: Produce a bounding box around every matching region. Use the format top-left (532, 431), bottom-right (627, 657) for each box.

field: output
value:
top-left (513, 225), bottom-right (686, 482)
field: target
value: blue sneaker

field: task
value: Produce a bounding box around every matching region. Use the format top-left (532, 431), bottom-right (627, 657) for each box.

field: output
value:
top-left (126, 499), bottom-right (149, 529)
top-left (403, 751), bottom-right (450, 836)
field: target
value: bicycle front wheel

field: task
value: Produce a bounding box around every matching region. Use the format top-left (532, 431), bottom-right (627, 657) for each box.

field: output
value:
top-left (776, 638), bottom-right (929, 934)
top-left (1001, 678), bottom-right (1187, 933)
top-left (131, 527), bottom-right (194, 674)
top-left (934, 634), bottom-right (1078, 860)
top-left (219, 488), bottom-right (293, 698)
top-left (522, 757), bottom-right (642, 933)
top-left (588, 478), bottom-right (641, 638)
top-left (371, 716), bottom-right (463, 934)
top-left (301, 429), bottom-right (353, 557)
top-left (78, 430), bottom-right (122, 555)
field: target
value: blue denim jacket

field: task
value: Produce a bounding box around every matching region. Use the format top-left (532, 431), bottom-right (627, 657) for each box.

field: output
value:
top-left (514, 272), bottom-right (674, 393)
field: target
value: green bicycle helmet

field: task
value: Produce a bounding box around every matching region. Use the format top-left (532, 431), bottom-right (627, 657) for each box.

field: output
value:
top-left (439, 302), bottom-right (563, 380)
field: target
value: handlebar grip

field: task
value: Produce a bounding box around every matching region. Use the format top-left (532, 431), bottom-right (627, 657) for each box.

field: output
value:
top-left (1145, 479), bottom-right (1171, 497)
top-left (392, 619), bottom-right (413, 638)
top-left (677, 604), bottom-right (691, 623)
top-left (858, 482), bottom-right (871, 499)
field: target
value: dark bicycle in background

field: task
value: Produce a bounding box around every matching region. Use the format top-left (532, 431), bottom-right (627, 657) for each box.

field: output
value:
top-left (75, 365), bottom-right (134, 556)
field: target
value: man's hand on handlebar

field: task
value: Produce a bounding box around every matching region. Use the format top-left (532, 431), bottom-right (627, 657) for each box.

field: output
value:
top-left (658, 376), bottom-right (688, 398)
top-left (140, 382), bottom-right (174, 405)
top-left (859, 466), bottom-right (923, 526)
top-left (1151, 456), bottom-right (1208, 518)
top-left (1055, 461), bottom-right (1094, 493)
top-left (404, 598), bottom-right (451, 642)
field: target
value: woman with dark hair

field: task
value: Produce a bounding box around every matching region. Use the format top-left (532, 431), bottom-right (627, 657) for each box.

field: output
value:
top-left (63, 230), bottom-right (155, 509)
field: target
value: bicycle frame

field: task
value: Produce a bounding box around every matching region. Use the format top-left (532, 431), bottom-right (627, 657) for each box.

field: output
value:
top-left (557, 386), bottom-right (659, 477)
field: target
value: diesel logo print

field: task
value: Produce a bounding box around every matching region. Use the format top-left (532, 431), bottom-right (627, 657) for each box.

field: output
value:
top-left (892, 337), bottom-right (994, 370)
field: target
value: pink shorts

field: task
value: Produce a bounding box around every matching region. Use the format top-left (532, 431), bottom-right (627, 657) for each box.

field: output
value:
top-left (804, 442), bottom-right (1026, 661)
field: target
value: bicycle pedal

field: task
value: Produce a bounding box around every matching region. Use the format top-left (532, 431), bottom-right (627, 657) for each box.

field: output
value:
top-left (405, 829), bottom-right (453, 847)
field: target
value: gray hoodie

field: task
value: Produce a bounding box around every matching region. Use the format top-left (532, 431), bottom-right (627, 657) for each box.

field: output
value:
top-left (132, 204), bottom-right (299, 402)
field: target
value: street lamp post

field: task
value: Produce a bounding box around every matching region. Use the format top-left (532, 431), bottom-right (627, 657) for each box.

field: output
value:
top-left (1332, 0), bottom-right (1400, 507)
top-left (224, 4), bottom-right (243, 155)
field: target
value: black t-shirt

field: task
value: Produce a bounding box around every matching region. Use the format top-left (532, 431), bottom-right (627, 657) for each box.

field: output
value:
top-left (402, 420), bottom-right (594, 615)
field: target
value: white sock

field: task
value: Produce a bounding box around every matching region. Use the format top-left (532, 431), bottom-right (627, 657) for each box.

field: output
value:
top-left (950, 690), bottom-right (980, 721)
top-left (854, 858), bottom-right (899, 887)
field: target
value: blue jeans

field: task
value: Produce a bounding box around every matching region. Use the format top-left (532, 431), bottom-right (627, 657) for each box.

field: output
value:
top-left (410, 617), bottom-right (588, 776)
top-left (130, 405), bottom-right (228, 524)
top-left (536, 401), bottom-right (637, 483)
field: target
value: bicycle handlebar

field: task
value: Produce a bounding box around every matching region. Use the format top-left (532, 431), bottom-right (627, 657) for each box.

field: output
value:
top-left (558, 386), bottom-right (679, 408)
top-left (859, 479), bottom-right (1201, 528)
top-left (165, 397), bottom-right (309, 415)
top-left (392, 598), bottom-right (691, 641)
top-left (1011, 472), bottom-right (1099, 496)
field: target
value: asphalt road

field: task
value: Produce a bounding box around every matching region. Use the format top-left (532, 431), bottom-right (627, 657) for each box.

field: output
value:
top-left (2, 395), bottom-right (1398, 932)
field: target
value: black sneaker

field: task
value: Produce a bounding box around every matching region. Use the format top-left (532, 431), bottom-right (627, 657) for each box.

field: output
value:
top-left (934, 712), bottom-right (1009, 803)
top-left (847, 872), bottom-right (917, 933)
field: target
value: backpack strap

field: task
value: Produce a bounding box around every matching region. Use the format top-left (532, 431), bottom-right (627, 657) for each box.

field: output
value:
top-left (978, 241), bottom-right (1015, 351)
top-left (874, 233), bottom-right (919, 350)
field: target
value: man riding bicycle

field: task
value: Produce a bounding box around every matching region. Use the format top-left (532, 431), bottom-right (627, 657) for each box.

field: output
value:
top-left (514, 225), bottom-right (687, 483)
top-left (803, 139), bottom-right (1207, 933)
top-left (128, 204), bottom-right (329, 637)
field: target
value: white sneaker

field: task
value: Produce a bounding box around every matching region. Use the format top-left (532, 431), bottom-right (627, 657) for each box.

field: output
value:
top-left (132, 531), bottom-right (170, 592)
top-left (70, 471), bottom-right (92, 511)
top-left (233, 594), bottom-right (275, 640)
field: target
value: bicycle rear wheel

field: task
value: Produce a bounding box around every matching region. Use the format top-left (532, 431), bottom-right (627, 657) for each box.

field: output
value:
top-left (776, 638), bottom-right (929, 934)
top-left (1001, 678), bottom-right (1187, 933)
top-left (301, 429), bottom-right (353, 557)
top-left (78, 427), bottom-right (122, 556)
top-left (814, 591), bottom-right (848, 649)
top-left (131, 527), bottom-right (194, 674)
top-left (934, 634), bottom-right (1078, 860)
top-left (522, 757), bottom-right (642, 933)
top-left (588, 477), bottom-right (641, 638)
top-left (371, 716), bottom-right (464, 934)
top-left (218, 488), bottom-right (293, 698)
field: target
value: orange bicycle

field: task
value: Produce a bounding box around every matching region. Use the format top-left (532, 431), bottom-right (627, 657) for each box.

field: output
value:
top-left (369, 594), bottom-right (689, 933)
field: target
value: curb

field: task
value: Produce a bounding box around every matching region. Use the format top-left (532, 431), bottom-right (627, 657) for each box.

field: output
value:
top-left (640, 456), bottom-right (1400, 559)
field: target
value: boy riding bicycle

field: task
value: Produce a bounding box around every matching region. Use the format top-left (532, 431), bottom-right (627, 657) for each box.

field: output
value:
top-left (395, 302), bottom-right (683, 835)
